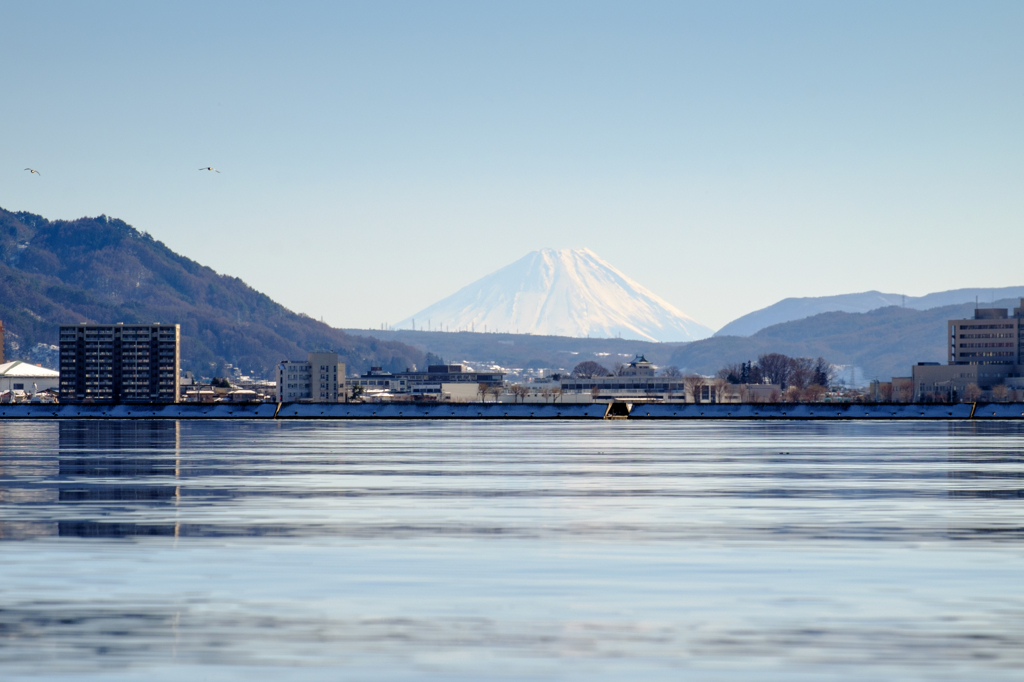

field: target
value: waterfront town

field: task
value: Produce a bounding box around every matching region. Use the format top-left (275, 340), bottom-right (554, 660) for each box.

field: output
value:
top-left (2, 300), bottom-right (1023, 406)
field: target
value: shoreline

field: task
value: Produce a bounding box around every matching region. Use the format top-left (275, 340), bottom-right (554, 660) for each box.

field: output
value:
top-left (1, 402), bottom-right (1023, 420)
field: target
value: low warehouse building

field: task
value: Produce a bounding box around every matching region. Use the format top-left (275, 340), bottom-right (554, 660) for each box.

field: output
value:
top-left (0, 361), bottom-right (60, 394)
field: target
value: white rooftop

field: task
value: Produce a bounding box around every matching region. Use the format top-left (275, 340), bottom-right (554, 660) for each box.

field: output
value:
top-left (0, 361), bottom-right (60, 378)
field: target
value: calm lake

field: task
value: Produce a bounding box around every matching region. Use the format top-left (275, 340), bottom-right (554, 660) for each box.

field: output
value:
top-left (1, 419), bottom-right (1022, 680)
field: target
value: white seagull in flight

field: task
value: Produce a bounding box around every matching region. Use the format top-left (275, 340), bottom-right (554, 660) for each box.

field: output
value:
top-left (24, 168), bottom-right (40, 175)
top-left (199, 167), bottom-right (220, 173)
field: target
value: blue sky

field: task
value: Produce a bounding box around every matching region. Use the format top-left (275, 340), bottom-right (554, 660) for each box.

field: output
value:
top-left (2, 1), bottom-right (1022, 331)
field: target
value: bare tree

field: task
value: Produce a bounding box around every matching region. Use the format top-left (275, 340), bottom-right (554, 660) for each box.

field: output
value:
top-left (876, 382), bottom-right (893, 402)
top-left (684, 374), bottom-right (706, 404)
top-left (662, 365), bottom-right (682, 378)
top-left (488, 385), bottom-right (503, 403)
top-left (711, 377), bottom-right (730, 403)
top-left (893, 379), bottom-right (915, 403)
top-left (572, 361), bottom-right (610, 378)
top-left (737, 385), bottom-right (750, 403)
top-left (757, 353), bottom-right (793, 388)
top-left (717, 363), bottom-right (744, 384)
top-left (962, 383), bottom-right (982, 402)
top-left (783, 386), bottom-right (802, 403)
top-left (992, 384), bottom-right (1010, 402)
top-left (552, 387), bottom-right (564, 403)
top-left (614, 362), bottom-right (626, 376)
top-left (510, 384), bottom-right (529, 403)
top-left (591, 386), bottom-right (601, 399)
top-left (477, 382), bottom-right (489, 402)
top-left (804, 384), bottom-right (827, 402)
top-left (789, 357), bottom-right (815, 390)
top-left (768, 389), bottom-right (782, 402)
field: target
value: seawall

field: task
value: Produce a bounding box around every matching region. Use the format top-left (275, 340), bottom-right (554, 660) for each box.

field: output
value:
top-left (1, 402), bottom-right (1024, 420)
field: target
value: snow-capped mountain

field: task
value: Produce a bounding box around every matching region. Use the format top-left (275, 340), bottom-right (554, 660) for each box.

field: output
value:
top-left (397, 248), bottom-right (713, 342)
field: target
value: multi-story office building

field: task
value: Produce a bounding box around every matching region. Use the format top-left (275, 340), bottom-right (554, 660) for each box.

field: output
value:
top-left (276, 351), bottom-right (346, 403)
top-left (948, 303), bottom-right (1024, 365)
top-left (910, 300), bottom-right (1024, 400)
top-left (59, 323), bottom-right (180, 403)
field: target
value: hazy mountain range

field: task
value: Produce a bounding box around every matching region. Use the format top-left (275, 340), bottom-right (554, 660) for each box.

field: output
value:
top-left (0, 207), bottom-right (423, 376)
top-left (671, 300), bottom-right (1024, 381)
top-left (716, 287), bottom-right (1024, 337)
top-left (398, 248), bottom-right (713, 343)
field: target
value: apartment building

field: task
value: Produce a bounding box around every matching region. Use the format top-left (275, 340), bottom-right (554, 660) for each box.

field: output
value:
top-left (59, 323), bottom-right (180, 403)
top-left (276, 351), bottom-right (346, 403)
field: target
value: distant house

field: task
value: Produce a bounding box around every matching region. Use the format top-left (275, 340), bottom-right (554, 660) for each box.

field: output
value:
top-left (0, 361), bottom-right (60, 394)
top-left (559, 353), bottom-right (780, 403)
top-left (560, 354), bottom-right (686, 401)
top-left (346, 364), bottom-right (504, 401)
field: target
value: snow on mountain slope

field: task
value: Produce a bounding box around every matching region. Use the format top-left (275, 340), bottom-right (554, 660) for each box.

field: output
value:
top-left (397, 248), bottom-right (712, 342)
top-left (715, 286), bottom-right (1024, 337)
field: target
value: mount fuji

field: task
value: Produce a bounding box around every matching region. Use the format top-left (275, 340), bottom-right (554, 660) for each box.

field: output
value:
top-left (397, 248), bottom-right (713, 342)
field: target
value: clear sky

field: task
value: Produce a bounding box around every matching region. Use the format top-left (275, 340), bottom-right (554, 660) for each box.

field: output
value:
top-left (2, 1), bottom-right (1022, 332)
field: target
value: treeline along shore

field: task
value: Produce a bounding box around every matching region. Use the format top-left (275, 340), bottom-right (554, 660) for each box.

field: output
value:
top-left (2, 402), bottom-right (1024, 420)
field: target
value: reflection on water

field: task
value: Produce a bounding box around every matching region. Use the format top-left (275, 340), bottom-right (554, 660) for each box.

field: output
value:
top-left (1, 419), bottom-right (1023, 680)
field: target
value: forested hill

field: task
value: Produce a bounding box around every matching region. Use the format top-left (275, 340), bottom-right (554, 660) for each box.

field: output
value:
top-left (668, 299), bottom-right (1024, 381)
top-left (0, 207), bottom-right (422, 377)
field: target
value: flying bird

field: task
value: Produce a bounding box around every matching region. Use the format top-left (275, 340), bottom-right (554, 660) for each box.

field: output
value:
top-left (198, 167), bottom-right (220, 173)
top-left (24, 168), bottom-right (40, 175)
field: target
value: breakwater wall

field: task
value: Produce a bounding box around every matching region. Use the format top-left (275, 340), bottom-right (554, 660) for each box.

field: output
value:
top-left (629, 403), bottom-right (1024, 419)
top-left (1, 402), bottom-right (1024, 420)
top-left (0, 403), bottom-right (608, 420)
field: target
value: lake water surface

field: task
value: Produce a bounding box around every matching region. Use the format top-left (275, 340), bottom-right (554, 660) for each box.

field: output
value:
top-left (1, 419), bottom-right (1022, 680)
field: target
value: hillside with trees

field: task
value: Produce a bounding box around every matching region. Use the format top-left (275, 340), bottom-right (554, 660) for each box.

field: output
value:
top-left (343, 327), bottom-right (685, 373)
top-left (0, 207), bottom-right (423, 377)
top-left (669, 300), bottom-right (1024, 382)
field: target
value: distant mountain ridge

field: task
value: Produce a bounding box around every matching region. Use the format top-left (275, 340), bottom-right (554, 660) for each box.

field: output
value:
top-left (672, 298), bottom-right (1024, 382)
top-left (0, 207), bottom-right (423, 377)
top-left (716, 286), bottom-right (1024, 337)
top-left (398, 248), bottom-right (713, 343)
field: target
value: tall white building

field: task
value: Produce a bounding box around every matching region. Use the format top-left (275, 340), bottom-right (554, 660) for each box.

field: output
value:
top-left (276, 351), bottom-right (346, 403)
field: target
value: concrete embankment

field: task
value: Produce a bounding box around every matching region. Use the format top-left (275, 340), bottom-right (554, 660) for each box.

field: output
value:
top-left (0, 402), bottom-right (608, 420)
top-left (1, 402), bottom-right (1023, 420)
top-left (0, 403), bottom-right (279, 419)
top-left (629, 403), bottom-right (987, 419)
top-left (275, 403), bottom-right (609, 419)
